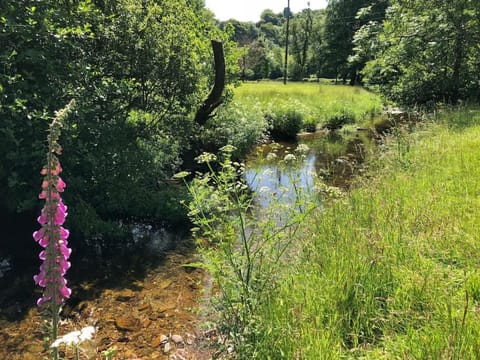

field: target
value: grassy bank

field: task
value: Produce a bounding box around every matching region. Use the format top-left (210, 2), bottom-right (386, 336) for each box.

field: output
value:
top-left (251, 107), bottom-right (480, 358)
top-left (203, 82), bottom-right (383, 157)
top-left (233, 82), bottom-right (383, 133)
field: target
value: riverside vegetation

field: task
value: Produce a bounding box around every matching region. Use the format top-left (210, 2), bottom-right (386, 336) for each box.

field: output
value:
top-left (188, 103), bottom-right (480, 358)
top-left (202, 82), bottom-right (383, 160)
top-left (234, 82), bottom-right (382, 136)
top-left (7, 81), bottom-right (480, 359)
top-left (2, 0), bottom-right (480, 358)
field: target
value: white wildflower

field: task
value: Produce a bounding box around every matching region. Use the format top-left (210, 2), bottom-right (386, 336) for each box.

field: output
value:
top-left (219, 144), bottom-right (237, 153)
top-left (266, 152), bottom-right (277, 161)
top-left (51, 326), bottom-right (96, 348)
top-left (79, 326), bottom-right (95, 342)
top-left (195, 152), bottom-right (217, 164)
top-left (283, 153), bottom-right (297, 162)
top-left (296, 144), bottom-right (310, 154)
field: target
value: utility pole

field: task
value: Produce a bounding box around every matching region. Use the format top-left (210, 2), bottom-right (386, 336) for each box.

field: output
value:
top-left (283, 0), bottom-right (291, 85)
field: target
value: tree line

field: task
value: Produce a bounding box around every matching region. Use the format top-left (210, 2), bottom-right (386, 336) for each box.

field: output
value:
top-left (225, 0), bottom-right (480, 105)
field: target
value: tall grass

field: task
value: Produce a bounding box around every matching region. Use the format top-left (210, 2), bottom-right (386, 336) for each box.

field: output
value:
top-left (234, 82), bottom-right (383, 131)
top-left (248, 107), bottom-right (480, 358)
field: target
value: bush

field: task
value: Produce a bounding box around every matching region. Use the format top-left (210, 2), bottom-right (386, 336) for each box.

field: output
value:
top-left (200, 103), bottom-right (268, 158)
top-left (302, 114), bottom-right (318, 132)
top-left (184, 146), bottom-right (314, 357)
top-left (324, 109), bottom-right (356, 130)
top-left (265, 107), bottom-right (304, 140)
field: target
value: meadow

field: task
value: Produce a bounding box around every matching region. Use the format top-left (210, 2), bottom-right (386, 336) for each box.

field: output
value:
top-left (234, 81), bottom-right (383, 133)
top-left (201, 82), bottom-right (383, 159)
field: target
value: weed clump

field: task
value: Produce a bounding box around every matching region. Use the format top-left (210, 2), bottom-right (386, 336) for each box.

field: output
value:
top-left (323, 110), bottom-right (356, 130)
top-left (265, 107), bottom-right (303, 140)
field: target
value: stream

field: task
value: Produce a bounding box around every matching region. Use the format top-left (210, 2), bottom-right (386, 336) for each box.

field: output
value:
top-left (0, 128), bottom-right (371, 359)
top-left (245, 130), bottom-right (370, 203)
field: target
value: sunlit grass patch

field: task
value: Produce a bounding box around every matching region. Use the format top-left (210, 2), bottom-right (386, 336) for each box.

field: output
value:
top-left (233, 82), bottom-right (383, 132)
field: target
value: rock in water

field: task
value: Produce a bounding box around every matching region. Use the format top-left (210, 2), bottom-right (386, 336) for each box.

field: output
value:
top-left (163, 342), bottom-right (172, 354)
top-left (115, 316), bottom-right (141, 331)
top-left (171, 334), bottom-right (184, 346)
top-left (151, 334), bottom-right (168, 348)
top-left (116, 289), bottom-right (136, 301)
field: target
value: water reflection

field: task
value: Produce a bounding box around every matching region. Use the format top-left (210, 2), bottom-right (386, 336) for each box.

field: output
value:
top-left (245, 153), bottom-right (317, 208)
top-left (244, 131), bottom-right (367, 207)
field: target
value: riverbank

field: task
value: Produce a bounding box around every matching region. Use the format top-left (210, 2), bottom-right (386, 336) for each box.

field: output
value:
top-left (245, 106), bottom-right (480, 358)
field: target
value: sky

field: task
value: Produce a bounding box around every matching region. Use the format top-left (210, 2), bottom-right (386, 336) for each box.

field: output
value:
top-left (204, 0), bottom-right (328, 22)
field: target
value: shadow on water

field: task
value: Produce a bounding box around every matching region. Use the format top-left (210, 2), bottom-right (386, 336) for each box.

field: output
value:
top-left (0, 211), bottom-right (190, 323)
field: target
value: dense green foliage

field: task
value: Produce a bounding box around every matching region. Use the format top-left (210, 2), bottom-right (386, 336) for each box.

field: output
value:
top-left (361, 0), bottom-right (480, 105)
top-left (0, 0), bottom-right (234, 251)
top-left (322, 0), bottom-right (387, 84)
top-left (198, 103), bottom-right (268, 158)
top-left (220, 7), bottom-right (326, 81)
top-left (220, 0), bottom-right (387, 83)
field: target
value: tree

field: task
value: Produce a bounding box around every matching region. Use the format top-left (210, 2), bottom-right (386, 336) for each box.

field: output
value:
top-left (258, 9), bottom-right (283, 46)
top-left (306, 9), bottom-right (326, 79)
top-left (0, 0), bottom-right (94, 214)
top-left (259, 9), bottom-right (283, 26)
top-left (362, 0), bottom-right (480, 105)
top-left (0, 0), bottom-right (233, 258)
top-left (290, 8), bottom-right (313, 80)
top-left (245, 39), bottom-right (271, 80)
top-left (221, 19), bottom-right (259, 46)
top-left (258, 21), bottom-right (282, 46)
top-left (321, 0), bottom-right (385, 84)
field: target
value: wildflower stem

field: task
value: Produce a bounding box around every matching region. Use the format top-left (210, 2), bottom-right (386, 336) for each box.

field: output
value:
top-left (33, 100), bottom-right (74, 360)
top-left (46, 142), bottom-right (59, 359)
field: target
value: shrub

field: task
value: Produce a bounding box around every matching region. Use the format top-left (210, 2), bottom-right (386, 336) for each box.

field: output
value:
top-left (183, 146), bottom-right (314, 357)
top-left (265, 107), bottom-right (303, 140)
top-left (324, 109), bottom-right (356, 130)
top-left (302, 114), bottom-right (318, 132)
top-left (200, 103), bottom-right (268, 159)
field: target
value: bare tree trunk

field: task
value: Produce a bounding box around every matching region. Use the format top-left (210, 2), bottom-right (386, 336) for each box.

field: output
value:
top-left (194, 40), bottom-right (225, 126)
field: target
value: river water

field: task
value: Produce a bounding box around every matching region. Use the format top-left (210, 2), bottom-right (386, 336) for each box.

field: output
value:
top-left (0, 128), bottom-right (371, 359)
top-left (245, 130), bottom-right (370, 207)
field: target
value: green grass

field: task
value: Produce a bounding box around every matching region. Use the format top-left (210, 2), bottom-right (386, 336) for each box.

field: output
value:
top-left (233, 82), bottom-right (383, 131)
top-left (248, 107), bottom-right (480, 358)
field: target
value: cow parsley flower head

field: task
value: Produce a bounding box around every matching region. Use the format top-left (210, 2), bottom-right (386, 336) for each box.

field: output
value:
top-left (283, 153), bottom-right (297, 163)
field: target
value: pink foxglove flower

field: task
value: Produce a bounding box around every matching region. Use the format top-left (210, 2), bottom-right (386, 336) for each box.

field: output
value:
top-left (33, 100), bottom-right (75, 356)
top-left (33, 158), bottom-right (72, 306)
top-left (33, 101), bottom-right (74, 314)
